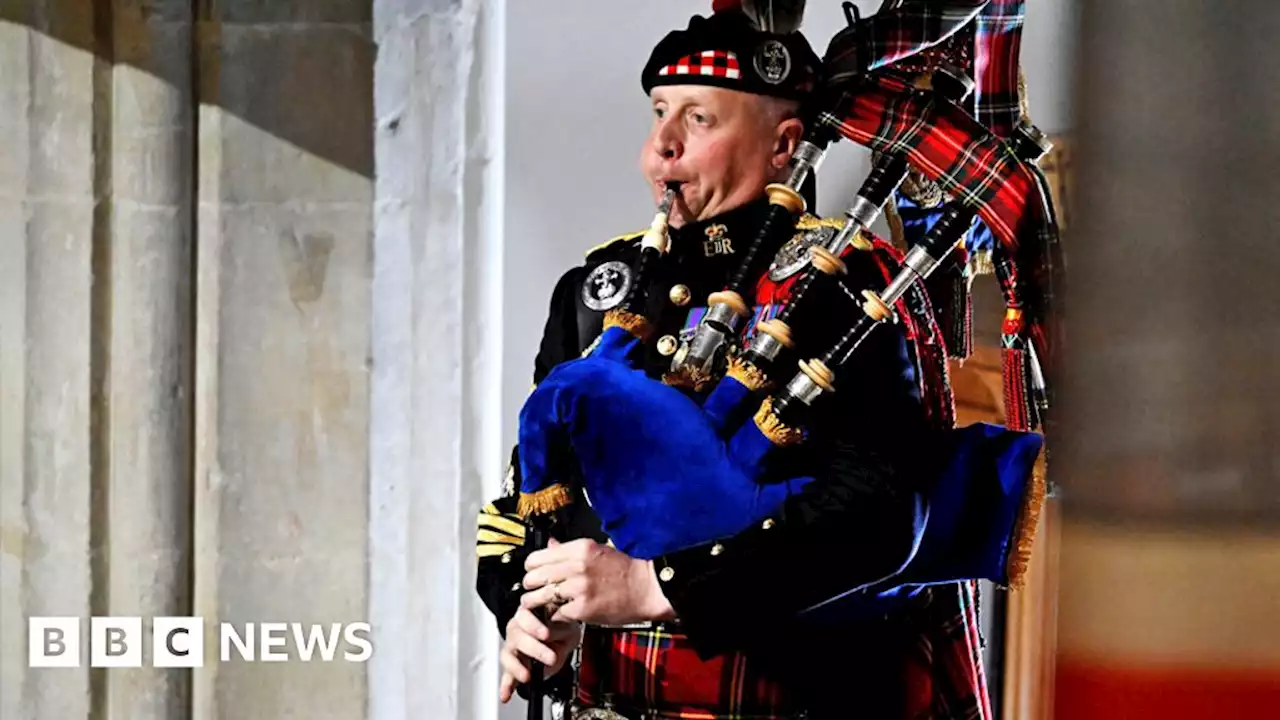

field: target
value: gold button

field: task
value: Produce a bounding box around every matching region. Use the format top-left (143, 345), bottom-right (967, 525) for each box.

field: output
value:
top-left (511, 583), bottom-right (521, 591)
top-left (659, 566), bottom-right (675, 582)
top-left (501, 552), bottom-right (512, 563)
top-left (657, 335), bottom-right (678, 356)
top-left (762, 518), bottom-right (776, 530)
top-left (710, 543), bottom-right (724, 556)
top-left (669, 284), bottom-right (691, 306)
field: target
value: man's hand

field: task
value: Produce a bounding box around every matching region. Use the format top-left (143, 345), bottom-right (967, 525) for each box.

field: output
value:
top-left (498, 605), bottom-right (582, 704)
top-left (521, 538), bottom-right (676, 626)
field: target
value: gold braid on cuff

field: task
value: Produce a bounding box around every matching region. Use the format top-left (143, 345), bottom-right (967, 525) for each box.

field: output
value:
top-left (663, 364), bottom-right (716, 393)
top-left (726, 356), bottom-right (770, 392)
top-left (603, 308), bottom-right (655, 341)
top-left (518, 483), bottom-right (574, 517)
top-left (754, 396), bottom-right (805, 447)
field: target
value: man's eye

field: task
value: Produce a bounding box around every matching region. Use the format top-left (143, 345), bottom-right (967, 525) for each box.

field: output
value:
top-left (654, 107), bottom-right (665, 119)
top-left (691, 113), bottom-right (708, 124)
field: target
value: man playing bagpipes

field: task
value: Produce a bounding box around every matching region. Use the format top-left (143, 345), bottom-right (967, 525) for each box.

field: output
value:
top-left (475, 2), bottom-right (1060, 718)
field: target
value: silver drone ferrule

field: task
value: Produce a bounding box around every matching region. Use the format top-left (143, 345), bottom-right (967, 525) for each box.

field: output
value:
top-left (745, 329), bottom-right (787, 363)
top-left (824, 213), bottom-right (868, 254)
top-left (783, 372), bottom-right (825, 406)
top-left (880, 245), bottom-right (943, 307)
top-left (677, 303), bottom-right (745, 372)
top-left (784, 141), bottom-right (827, 189)
top-left (845, 195), bottom-right (883, 232)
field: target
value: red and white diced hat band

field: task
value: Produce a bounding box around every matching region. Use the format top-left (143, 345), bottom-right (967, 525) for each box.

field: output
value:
top-left (657, 50), bottom-right (742, 81)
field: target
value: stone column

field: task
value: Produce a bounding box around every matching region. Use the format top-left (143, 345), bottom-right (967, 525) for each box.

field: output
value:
top-left (105, 1), bottom-right (196, 717)
top-left (369, 1), bottom-right (504, 718)
top-left (2, 1), bottom-right (195, 717)
top-left (192, 1), bottom-right (375, 718)
top-left (3, 1), bottom-right (505, 717)
top-left (1055, 2), bottom-right (1280, 718)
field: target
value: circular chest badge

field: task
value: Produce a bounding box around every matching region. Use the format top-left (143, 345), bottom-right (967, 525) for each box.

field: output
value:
top-left (582, 260), bottom-right (632, 311)
top-left (754, 40), bottom-right (792, 85)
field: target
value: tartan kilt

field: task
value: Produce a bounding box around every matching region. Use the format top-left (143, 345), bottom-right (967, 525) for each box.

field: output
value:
top-left (572, 583), bottom-right (990, 720)
top-left (574, 623), bottom-right (801, 719)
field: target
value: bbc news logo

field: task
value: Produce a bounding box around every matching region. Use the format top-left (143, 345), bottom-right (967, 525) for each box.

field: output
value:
top-left (29, 617), bottom-right (373, 667)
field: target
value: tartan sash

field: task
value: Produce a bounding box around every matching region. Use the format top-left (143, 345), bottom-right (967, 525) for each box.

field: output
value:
top-left (823, 71), bottom-right (1060, 432)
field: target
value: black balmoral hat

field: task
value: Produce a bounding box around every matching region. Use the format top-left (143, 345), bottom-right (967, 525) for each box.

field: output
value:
top-left (641, 5), bottom-right (821, 103)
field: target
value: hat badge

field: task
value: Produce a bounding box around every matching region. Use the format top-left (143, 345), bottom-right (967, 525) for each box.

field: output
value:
top-left (754, 40), bottom-right (791, 85)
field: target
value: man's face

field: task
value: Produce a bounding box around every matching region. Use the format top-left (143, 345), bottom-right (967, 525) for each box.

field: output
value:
top-left (640, 85), bottom-right (802, 227)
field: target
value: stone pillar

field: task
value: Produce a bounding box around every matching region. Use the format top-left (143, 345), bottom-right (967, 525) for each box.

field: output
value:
top-left (2, 1), bottom-right (195, 717)
top-left (1055, 2), bottom-right (1280, 717)
top-left (105, 1), bottom-right (196, 717)
top-left (2, 4), bottom-right (104, 718)
top-left (368, 1), bottom-right (504, 718)
top-left (3, 1), bottom-right (504, 717)
top-left (191, 1), bottom-right (375, 718)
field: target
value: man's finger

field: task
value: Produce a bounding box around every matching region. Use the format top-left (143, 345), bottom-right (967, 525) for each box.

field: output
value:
top-left (550, 599), bottom-right (584, 624)
top-left (525, 537), bottom-right (592, 570)
top-left (513, 607), bottom-right (550, 641)
top-left (521, 564), bottom-right (555, 591)
top-left (520, 582), bottom-right (559, 610)
top-left (499, 672), bottom-right (515, 704)
top-left (514, 630), bottom-right (558, 666)
top-left (499, 645), bottom-right (530, 684)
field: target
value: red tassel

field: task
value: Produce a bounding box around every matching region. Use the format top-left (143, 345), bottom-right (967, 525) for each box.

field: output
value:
top-left (1001, 343), bottom-right (1031, 432)
top-left (712, 0), bottom-right (743, 12)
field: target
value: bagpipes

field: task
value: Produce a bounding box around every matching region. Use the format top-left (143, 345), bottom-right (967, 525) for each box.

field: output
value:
top-left (516, 54), bottom-right (1056, 572)
top-left (515, 3), bottom-right (1063, 710)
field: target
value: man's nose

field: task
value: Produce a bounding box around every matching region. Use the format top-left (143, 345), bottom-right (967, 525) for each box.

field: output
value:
top-left (652, 122), bottom-right (682, 160)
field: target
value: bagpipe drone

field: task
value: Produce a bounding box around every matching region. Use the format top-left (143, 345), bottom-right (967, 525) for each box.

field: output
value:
top-left (515, 0), bottom-right (1062, 620)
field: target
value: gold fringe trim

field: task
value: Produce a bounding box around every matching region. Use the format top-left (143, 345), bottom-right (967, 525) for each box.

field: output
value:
top-left (663, 365), bottom-right (716, 393)
top-left (517, 483), bottom-right (574, 517)
top-left (1005, 444), bottom-right (1048, 590)
top-left (967, 250), bottom-right (994, 277)
top-left (603, 308), bottom-right (655, 341)
top-left (726, 357), bottom-right (770, 392)
top-left (753, 397), bottom-right (805, 447)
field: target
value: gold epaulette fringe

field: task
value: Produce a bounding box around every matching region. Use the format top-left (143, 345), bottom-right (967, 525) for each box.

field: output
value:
top-left (603, 308), bottom-right (655, 341)
top-left (663, 365), bottom-right (715, 393)
top-left (968, 250), bottom-right (994, 277)
top-left (518, 483), bottom-right (574, 517)
top-left (726, 356), bottom-right (770, 392)
top-left (753, 397), bottom-right (805, 447)
top-left (1005, 444), bottom-right (1048, 590)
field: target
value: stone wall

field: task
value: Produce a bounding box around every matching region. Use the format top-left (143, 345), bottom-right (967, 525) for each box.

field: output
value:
top-left (0, 1), bottom-right (503, 718)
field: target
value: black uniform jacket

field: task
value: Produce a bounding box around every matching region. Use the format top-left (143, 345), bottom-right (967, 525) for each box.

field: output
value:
top-left (475, 196), bottom-right (940, 709)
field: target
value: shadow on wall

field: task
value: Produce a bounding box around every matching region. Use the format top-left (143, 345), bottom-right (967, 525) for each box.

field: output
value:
top-left (1, 1), bottom-right (374, 181)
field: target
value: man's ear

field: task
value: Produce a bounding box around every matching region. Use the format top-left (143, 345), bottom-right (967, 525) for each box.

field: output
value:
top-left (773, 118), bottom-right (806, 168)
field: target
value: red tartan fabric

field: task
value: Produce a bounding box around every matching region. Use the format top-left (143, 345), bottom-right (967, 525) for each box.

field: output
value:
top-left (824, 1), bottom-right (989, 86)
top-left (575, 625), bottom-right (795, 719)
top-left (826, 71), bottom-right (1058, 432)
top-left (829, 73), bottom-right (1039, 253)
top-left (973, 0), bottom-right (1027, 138)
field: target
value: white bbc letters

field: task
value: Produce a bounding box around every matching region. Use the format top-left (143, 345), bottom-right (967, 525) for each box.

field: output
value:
top-left (28, 617), bottom-right (80, 668)
top-left (153, 616), bottom-right (205, 668)
top-left (91, 617), bottom-right (143, 668)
